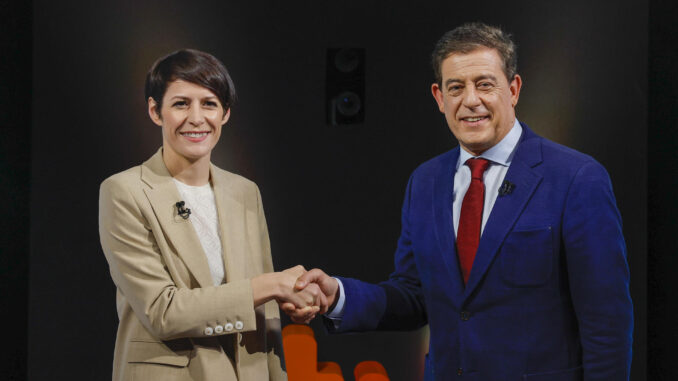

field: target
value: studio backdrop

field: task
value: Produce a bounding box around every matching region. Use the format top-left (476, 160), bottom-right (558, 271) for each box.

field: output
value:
top-left (29, 1), bottom-right (647, 380)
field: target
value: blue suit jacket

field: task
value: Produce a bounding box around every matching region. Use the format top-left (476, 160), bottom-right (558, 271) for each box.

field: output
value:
top-left (331, 124), bottom-right (633, 380)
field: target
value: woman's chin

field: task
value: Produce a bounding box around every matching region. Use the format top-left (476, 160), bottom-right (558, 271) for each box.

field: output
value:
top-left (166, 145), bottom-right (212, 163)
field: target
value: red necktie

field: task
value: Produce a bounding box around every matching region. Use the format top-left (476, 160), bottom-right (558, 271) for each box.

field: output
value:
top-left (457, 158), bottom-right (490, 284)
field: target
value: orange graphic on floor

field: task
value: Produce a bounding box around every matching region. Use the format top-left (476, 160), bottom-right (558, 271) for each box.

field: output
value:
top-left (282, 324), bottom-right (390, 381)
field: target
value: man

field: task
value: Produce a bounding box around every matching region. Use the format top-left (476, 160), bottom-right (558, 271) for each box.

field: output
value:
top-left (285, 23), bottom-right (633, 380)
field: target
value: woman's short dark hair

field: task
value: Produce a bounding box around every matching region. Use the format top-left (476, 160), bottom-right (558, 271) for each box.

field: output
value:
top-left (145, 49), bottom-right (236, 114)
top-left (431, 22), bottom-right (517, 85)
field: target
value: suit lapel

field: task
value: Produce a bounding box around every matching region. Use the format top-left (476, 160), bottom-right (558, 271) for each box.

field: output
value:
top-left (140, 149), bottom-right (214, 288)
top-left (210, 165), bottom-right (248, 283)
top-left (432, 148), bottom-right (465, 305)
top-left (463, 127), bottom-right (544, 299)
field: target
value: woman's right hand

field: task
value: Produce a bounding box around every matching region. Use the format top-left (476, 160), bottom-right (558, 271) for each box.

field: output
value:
top-left (278, 266), bottom-right (327, 311)
top-left (251, 266), bottom-right (327, 320)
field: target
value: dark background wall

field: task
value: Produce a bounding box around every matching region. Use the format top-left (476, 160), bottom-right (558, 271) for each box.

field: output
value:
top-left (648, 0), bottom-right (678, 378)
top-left (0, 0), bottom-right (31, 379)
top-left (4, 0), bottom-right (674, 379)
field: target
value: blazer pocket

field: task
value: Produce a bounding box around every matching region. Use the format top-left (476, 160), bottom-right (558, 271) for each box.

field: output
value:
top-left (500, 226), bottom-right (554, 287)
top-left (127, 340), bottom-right (191, 367)
top-left (523, 365), bottom-right (582, 380)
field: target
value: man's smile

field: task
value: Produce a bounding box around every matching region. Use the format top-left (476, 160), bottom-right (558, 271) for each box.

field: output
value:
top-left (459, 115), bottom-right (490, 127)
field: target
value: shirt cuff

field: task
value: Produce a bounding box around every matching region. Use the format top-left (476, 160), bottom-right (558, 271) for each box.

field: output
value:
top-left (325, 277), bottom-right (345, 322)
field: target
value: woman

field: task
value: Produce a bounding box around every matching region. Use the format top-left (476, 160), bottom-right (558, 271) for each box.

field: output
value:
top-left (99, 49), bottom-right (321, 381)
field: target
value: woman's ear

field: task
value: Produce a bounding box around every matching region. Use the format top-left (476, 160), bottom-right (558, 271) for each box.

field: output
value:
top-left (148, 97), bottom-right (163, 126)
top-left (221, 108), bottom-right (231, 125)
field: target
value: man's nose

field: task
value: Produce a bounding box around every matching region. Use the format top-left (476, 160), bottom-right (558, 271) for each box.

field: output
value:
top-left (187, 104), bottom-right (205, 126)
top-left (462, 87), bottom-right (482, 109)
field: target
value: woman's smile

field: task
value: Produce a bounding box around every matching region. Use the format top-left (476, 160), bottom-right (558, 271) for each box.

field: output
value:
top-left (179, 130), bottom-right (211, 142)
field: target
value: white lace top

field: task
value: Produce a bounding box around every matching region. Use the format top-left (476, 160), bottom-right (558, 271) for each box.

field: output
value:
top-left (173, 178), bottom-right (225, 286)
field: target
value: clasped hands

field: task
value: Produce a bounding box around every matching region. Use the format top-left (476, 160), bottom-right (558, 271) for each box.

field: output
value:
top-left (251, 265), bottom-right (339, 324)
top-left (251, 265), bottom-right (338, 324)
top-left (280, 266), bottom-right (339, 324)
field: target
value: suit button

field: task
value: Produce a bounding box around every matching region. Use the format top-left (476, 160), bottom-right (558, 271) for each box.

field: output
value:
top-left (457, 368), bottom-right (463, 376)
top-left (214, 325), bottom-right (224, 334)
top-left (224, 322), bottom-right (234, 332)
top-left (460, 311), bottom-right (470, 321)
top-left (235, 321), bottom-right (244, 330)
top-left (204, 326), bottom-right (214, 336)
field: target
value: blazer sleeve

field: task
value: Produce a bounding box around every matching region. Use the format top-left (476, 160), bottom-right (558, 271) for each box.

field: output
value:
top-left (255, 185), bottom-right (287, 380)
top-left (99, 175), bottom-right (257, 341)
top-left (562, 160), bottom-right (633, 379)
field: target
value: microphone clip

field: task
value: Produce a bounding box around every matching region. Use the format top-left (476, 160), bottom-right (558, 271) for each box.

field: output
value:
top-left (498, 180), bottom-right (515, 197)
top-left (176, 201), bottom-right (191, 220)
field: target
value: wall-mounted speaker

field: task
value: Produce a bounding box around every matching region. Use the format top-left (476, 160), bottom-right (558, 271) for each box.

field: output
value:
top-left (326, 48), bottom-right (365, 126)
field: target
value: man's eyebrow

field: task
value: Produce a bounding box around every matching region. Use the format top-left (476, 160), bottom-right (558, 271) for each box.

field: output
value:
top-left (444, 78), bottom-right (463, 87)
top-left (475, 74), bottom-right (498, 82)
top-left (169, 95), bottom-right (218, 100)
top-left (444, 74), bottom-right (498, 87)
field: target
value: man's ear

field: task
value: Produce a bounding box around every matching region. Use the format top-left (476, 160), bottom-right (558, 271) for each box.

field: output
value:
top-left (221, 108), bottom-right (231, 125)
top-left (509, 74), bottom-right (522, 107)
top-left (431, 83), bottom-right (445, 113)
top-left (148, 97), bottom-right (163, 126)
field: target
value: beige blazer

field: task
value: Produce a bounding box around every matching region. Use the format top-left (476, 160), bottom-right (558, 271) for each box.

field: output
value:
top-left (99, 149), bottom-right (286, 381)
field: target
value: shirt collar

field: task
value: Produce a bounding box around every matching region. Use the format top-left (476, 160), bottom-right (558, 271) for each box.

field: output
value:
top-left (457, 119), bottom-right (523, 169)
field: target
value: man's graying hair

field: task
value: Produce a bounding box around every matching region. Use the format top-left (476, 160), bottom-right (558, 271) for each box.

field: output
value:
top-left (432, 22), bottom-right (517, 85)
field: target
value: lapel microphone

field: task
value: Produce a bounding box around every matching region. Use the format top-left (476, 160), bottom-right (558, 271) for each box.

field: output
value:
top-left (498, 180), bottom-right (515, 196)
top-left (175, 201), bottom-right (191, 220)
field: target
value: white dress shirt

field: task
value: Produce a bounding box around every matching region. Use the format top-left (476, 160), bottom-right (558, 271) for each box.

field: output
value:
top-left (453, 119), bottom-right (522, 235)
top-left (326, 119), bottom-right (523, 323)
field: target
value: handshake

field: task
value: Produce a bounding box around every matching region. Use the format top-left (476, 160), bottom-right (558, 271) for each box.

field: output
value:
top-left (252, 265), bottom-right (339, 324)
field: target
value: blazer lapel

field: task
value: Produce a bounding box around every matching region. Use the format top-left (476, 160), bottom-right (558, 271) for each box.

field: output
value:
top-left (210, 166), bottom-right (248, 283)
top-left (463, 127), bottom-right (544, 299)
top-left (432, 148), bottom-right (465, 305)
top-left (140, 149), bottom-right (214, 288)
